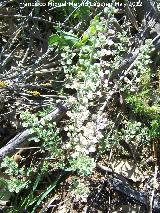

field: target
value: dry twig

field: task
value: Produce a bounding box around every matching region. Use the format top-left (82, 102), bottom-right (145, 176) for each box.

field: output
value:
top-left (0, 103), bottom-right (67, 160)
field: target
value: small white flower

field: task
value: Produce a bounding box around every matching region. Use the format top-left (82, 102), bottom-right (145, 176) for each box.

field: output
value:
top-left (64, 126), bottom-right (69, 131)
top-left (105, 50), bottom-right (112, 55)
top-left (95, 40), bottom-right (101, 48)
top-left (108, 29), bottom-right (115, 35)
top-left (96, 131), bottom-right (103, 139)
top-left (96, 91), bottom-right (102, 96)
top-left (124, 77), bottom-right (132, 84)
top-left (68, 96), bottom-right (77, 104)
top-left (104, 79), bottom-right (109, 88)
top-left (87, 92), bottom-right (93, 99)
top-left (67, 132), bottom-right (72, 138)
top-left (63, 143), bottom-right (71, 149)
top-left (66, 111), bottom-right (73, 117)
top-left (81, 136), bottom-right (88, 145)
top-left (92, 137), bottom-right (98, 144)
top-left (89, 146), bottom-right (96, 152)
top-left (82, 97), bottom-right (88, 104)
top-left (99, 71), bottom-right (104, 77)
top-left (71, 151), bottom-right (80, 158)
top-left (107, 39), bottom-right (114, 46)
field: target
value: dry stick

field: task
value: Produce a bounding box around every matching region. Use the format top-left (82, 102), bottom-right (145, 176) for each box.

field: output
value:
top-left (0, 46), bottom-right (54, 80)
top-left (0, 103), bottom-right (67, 161)
top-left (149, 165), bottom-right (158, 213)
top-left (109, 3), bottom-right (160, 82)
top-left (0, 14), bottom-right (57, 25)
top-left (149, 141), bottom-right (158, 213)
top-left (19, 42), bottom-right (31, 65)
top-left (0, 26), bottom-right (22, 60)
top-left (14, 92), bottom-right (66, 100)
top-left (125, 3), bottom-right (139, 31)
top-left (0, 10), bottom-right (33, 75)
top-left (1, 44), bottom-right (21, 69)
top-left (0, 12), bottom-right (58, 79)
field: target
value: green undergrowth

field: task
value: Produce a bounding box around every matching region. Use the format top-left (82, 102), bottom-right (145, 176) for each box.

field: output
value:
top-left (1, 3), bottom-right (160, 212)
top-left (126, 70), bottom-right (160, 138)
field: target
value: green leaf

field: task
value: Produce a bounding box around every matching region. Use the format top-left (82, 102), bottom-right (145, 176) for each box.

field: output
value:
top-left (48, 30), bottom-right (79, 48)
top-left (48, 34), bottom-right (60, 46)
top-left (81, 33), bottom-right (89, 43)
top-left (62, 31), bottom-right (79, 47)
top-left (63, 32), bottom-right (78, 41)
top-left (90, 25), bottom-right (96, 35)
top-left (20, 172), bottom-right (42, 209)
top-left (31, 173), bottom-right (62, 213)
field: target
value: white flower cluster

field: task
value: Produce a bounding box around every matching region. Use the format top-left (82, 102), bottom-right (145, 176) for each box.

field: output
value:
top-left (65, 95), bottom-right (108, 154)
